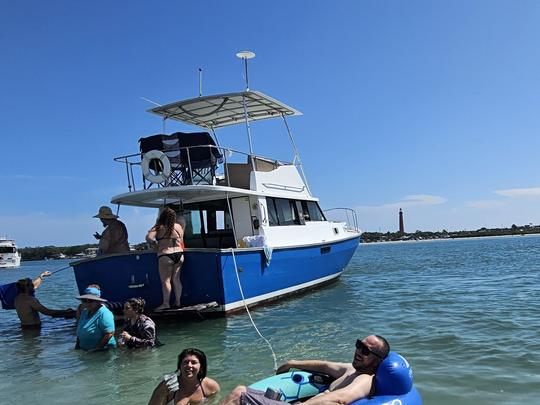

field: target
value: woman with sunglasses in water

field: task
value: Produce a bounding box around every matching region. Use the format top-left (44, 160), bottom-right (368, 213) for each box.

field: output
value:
top-left (120, 297), bottom-right (160, 348)
top-left (148, 348), bottom-right (220, 405)
top-left (75, 287), bottom-right (116, 351)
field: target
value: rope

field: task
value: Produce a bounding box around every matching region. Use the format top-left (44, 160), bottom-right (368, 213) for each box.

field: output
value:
top-left (225, 193), bottom-right (278, 371)
top-left (50, 265), bottom-right (72, 275)
top-left (230, 247), bottom-right (278, 371)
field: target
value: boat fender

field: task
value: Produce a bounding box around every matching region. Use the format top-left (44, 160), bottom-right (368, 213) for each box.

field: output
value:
top-left (142, 150), bottom-right (171, 184)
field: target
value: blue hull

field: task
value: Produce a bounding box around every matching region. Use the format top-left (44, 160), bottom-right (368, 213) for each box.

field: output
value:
top-left (72, 236), bottom-right (359, 313)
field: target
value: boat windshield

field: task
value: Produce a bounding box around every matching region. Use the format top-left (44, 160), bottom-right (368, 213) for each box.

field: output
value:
top-left (0, 247), bottom-right (16, 253)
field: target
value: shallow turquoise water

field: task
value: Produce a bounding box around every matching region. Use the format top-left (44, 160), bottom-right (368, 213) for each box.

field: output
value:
top-left (1, 235), bottom-right (539, 404)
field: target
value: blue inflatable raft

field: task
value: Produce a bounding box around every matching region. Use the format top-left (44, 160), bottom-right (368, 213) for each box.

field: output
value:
top-left (249, 352), bottom-right (422, 405)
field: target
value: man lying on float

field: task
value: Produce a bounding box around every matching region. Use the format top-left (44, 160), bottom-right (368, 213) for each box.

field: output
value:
top-left (220, 335), bottom-right (390, 405)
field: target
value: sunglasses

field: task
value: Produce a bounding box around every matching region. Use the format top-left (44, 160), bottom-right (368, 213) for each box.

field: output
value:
top-left (356, 339), bottom-right (383, 359)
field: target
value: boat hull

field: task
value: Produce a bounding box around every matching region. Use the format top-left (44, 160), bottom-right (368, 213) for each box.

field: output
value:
top-left (72, 235), bottom-right (359, 314)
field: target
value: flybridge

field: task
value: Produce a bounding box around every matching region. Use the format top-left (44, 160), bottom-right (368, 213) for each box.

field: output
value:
top-left (147, 91), bottom-right (302, 129)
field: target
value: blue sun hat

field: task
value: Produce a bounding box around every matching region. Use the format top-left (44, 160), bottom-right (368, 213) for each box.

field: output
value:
top-left (77, 286), bottom-right (107, 302)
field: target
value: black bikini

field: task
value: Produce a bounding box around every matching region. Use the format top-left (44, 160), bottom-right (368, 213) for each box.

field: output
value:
top-left (158, 251), bottom-right (183, 264)
top-left (156, 229), bottom-right (183, 264)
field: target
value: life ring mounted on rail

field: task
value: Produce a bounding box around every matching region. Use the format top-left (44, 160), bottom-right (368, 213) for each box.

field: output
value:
top-left (142, 150), bottom-right (171, 184)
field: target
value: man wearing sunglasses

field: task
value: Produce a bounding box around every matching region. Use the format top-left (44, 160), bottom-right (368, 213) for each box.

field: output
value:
top-left (220, 335), bottom-right (390, 405)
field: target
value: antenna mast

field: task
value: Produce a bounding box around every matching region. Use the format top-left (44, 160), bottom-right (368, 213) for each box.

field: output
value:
top-left (236, 50), bottom-right (256, 164)
top-left (198, 68), bottom-right (203, 97)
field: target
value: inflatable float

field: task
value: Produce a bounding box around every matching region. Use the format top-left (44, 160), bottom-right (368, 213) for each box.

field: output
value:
top-left (249, 352), bottom-right (422, 405)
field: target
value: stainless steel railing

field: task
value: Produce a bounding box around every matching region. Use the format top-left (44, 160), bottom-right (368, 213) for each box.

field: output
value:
top-left (323, 208), bottom-right (360, 233)
top-left (113, 145), bottom-right (289, 192)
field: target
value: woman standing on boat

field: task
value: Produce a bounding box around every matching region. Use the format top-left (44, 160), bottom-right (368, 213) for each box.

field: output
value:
top-left (146, 207), bottom-right (184, 311)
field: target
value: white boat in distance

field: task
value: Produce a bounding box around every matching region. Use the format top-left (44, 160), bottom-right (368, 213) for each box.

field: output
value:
top-left (71, 53), bottom-right (361, 314)
top-left (0, 237), bottom-right (21, 268)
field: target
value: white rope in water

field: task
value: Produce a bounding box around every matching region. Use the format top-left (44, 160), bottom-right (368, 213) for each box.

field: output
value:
top-left (224, 192), bottom-right (278, 370)
top-left (230, 247), bottom-right (278, 371)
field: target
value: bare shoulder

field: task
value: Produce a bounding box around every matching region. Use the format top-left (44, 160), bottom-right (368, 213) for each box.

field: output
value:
top-left (202, 377), bottom-right (220, 395)
top-left (347, 373), bottom-right (375, 394)
top-left (329, 361), bottom-right (356, 376)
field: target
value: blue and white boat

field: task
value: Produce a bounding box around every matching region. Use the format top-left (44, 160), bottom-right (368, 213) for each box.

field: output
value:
top-left (72, 53), bottom-right (360, 314)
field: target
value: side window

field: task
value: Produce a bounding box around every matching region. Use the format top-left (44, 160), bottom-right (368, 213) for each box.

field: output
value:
top-left (275, 198), bottom-right (300, 225)
top-left (307, 201), bottom-right (325, 221)
top-left (267, 198), bottom-right (279, 226)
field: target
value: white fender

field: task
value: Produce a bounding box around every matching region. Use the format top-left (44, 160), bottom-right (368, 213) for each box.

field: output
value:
top-left (142, 150), bottom-right (171, 184)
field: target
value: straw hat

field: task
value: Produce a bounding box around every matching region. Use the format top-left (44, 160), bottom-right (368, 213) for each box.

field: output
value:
top-left (77, 286), bottom-right (107, 302)
top-left (93, 206), bottom-right (118, 219)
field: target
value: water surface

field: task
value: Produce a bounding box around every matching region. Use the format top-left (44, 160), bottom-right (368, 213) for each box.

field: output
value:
top-left (1, 235), bottom-right (539, 404)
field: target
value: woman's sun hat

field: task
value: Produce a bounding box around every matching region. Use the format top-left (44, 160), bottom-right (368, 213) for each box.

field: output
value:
top-left (93, 206), bottom-right (118, 219)
top-left (77, 286), bottom-right (107, 302)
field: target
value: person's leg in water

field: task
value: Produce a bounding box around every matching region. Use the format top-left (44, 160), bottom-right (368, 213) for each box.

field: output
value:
top-left (171, 256), bottom-right (183, 307)
top-left (155, 256), bottom-right (174, 310)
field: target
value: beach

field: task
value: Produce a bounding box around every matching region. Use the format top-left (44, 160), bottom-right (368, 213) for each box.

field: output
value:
top-left (1, 235), bottom-right (539, 404)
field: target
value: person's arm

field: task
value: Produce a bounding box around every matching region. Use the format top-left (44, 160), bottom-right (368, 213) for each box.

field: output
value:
top-left (302, 374), bottom-right (374, 405)
top-left (96, 307), bottom-right (115, 349)
top-left (99, 228), bottom-right (112, 253)
top-left (148, 380), bottom-right (174, 405)
top-left (203, 377), bottom-right (221, 397)
top-left (96, 332), bottom-right (115, 349)
top-left (146, 226), bottom-right (157, 243)
top-left (276, 360), bottom-right (350, 379)
top-left (146, 226), bottom-right (158, 249)
top-left (30, 298), bottom-right (74, 318)
top-left (32, 271), bottom-right (51, 289)
top-left (123, 319), bottom-right (156, 347)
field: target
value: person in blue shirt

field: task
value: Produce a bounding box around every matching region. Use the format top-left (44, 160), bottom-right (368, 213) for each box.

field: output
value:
top-left (75, 287), bottom-right (116, 351)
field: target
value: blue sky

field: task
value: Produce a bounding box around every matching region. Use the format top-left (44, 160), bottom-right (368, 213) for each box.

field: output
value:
top-left (2, 1), bottom-right (540, 247)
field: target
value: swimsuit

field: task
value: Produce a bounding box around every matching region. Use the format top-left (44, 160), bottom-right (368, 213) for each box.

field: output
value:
top-left (156, 228), bottom-right (184, 264)
top-left (158, 252), bottom-right (183, 264)
top-left (166, 382), bottom-right (207, 405)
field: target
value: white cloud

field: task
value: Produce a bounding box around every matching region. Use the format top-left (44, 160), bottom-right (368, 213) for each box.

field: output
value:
top-left (467, 200), bottom-right (506, 209)
top-left (357, 194), bottom-right (447, 211)
top-left (494, 187), bottom-right (540, 197)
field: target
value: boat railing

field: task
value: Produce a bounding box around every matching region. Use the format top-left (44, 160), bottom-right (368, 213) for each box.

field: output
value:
top-left (114, 145), bottom-right (290, 192)
top-left (323, 208), bottom-right (360, 233)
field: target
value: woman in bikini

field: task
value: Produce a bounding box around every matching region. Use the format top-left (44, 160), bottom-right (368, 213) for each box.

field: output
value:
top-left (148, 348), bottom-right (220, 405)
top-left (146, 207), bottom-right (185, 311)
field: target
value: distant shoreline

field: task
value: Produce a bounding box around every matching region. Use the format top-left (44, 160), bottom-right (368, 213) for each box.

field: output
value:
top-left (361, 229), bottom-right (540, 244)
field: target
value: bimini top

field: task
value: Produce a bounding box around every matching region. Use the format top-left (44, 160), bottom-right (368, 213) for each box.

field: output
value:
top-left (147, 91), bottom-right (302, 129)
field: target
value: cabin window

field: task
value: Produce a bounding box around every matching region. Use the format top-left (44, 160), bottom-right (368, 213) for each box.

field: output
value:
top-left (0, 247), bottom-right (16, 253)
top-left (300, 201), bottom-right (326, 222)
top-left (266, 197), bottom-right (301, 226)
top-left (267, 198), bottom-right (279, 226)
top-left (181, 199), bottom-right (235, 248)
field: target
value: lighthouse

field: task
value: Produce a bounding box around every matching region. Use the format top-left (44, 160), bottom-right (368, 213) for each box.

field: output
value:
top-left (399, 208), bottom-right (405, 234)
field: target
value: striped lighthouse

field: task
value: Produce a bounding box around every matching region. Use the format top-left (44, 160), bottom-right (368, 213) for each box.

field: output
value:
top-left (399, 208), bottom-right (405, 234)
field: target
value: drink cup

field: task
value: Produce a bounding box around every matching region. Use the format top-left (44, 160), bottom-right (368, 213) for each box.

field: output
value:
top-left (164, 373), bottom-right (179, 392)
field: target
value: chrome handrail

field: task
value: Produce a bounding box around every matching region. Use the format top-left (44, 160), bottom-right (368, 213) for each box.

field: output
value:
top-left (323, 207), bottom-right (360, 232)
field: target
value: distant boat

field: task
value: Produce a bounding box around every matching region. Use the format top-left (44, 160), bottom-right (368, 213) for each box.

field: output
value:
top-left (0, 237), bottom-right (21, 269)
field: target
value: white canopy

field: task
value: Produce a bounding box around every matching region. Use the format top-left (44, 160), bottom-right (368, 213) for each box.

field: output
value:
top-left (147, 91), bottom-right (302, 129)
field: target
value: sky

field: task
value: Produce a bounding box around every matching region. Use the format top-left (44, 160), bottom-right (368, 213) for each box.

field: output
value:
top-left (2, 1), bottom-right (540, 247)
